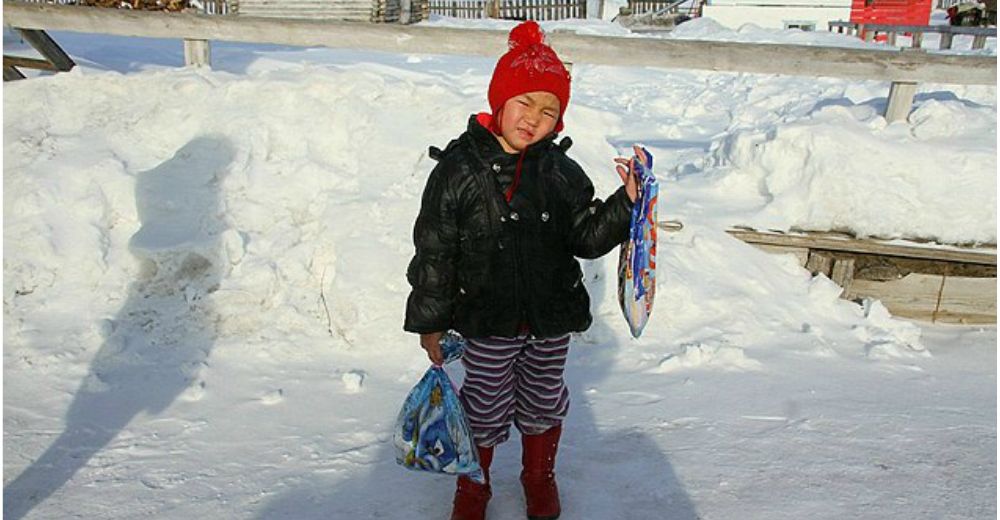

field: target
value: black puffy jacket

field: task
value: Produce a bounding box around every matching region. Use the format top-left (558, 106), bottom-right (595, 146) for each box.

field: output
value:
top-left (404, 115), bottom-right (634, 339)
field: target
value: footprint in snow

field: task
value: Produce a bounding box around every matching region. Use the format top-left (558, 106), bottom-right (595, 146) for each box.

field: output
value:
top-left (259, 389), bottom-right (284, 405)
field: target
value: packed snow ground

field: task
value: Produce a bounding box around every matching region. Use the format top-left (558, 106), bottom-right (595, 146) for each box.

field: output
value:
top-left (3, 15), bottom-right (997, 520)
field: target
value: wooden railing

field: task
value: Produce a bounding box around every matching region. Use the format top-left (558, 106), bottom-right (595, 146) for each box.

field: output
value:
top-left (829, 20), bottom-right (997, 50)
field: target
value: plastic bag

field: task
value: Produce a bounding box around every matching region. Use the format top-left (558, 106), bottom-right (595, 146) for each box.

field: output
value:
top-left (617, 146), bottom-right (658, 338)
top-left (393, 331), bottom-right (484, 483)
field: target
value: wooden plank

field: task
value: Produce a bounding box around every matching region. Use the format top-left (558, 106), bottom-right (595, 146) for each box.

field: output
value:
top-left (885, 80), bottom-right (917, 123)
top-left (15, 28), bottom-right (74, 71)
top-left (937, 276), bottom-right (997, 324)
top-left (831, 257), bottom-right (856, 287)
top-left (3, 1), bottom-right (996, 85)
top-left (806, 251), bottom-right (834, 277)
top-left (858, 23), bottom-right (996, 36)
top-left (940, 32), bottom-right (954, 50)
top-left (3, 64), bottom-right (26, 81)
top-left (751, 244), bottom-right (810, 266)
top-left (184, 38), bottom-right (210, 66)
top-left (972, 34), bottom-right (987, 50)
top-left (847, 274), bottom-right (996, 324)
top-left (847, 273), bottom-right (943, 321)
top-left (3, 54), bottom-right (58, 71)
top-left (725, 228), bottom-right (997, 266)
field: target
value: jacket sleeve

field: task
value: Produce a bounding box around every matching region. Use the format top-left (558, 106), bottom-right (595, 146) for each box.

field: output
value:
top-left (563, 158), bottom-right (635, 260)
top-left (404, 162), bottom-right (460, 334)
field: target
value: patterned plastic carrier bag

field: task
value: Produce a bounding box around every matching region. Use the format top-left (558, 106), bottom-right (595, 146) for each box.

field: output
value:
top-left (617, 146), bottom-right (658, 338)
top-left (394, 331), bottom-right (485, 483)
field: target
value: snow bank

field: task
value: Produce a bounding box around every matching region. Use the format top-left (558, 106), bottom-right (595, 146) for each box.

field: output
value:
top-left (703, 99), bottom-right (997, 244)
top-left (6, 48), bottom-right (993, 367)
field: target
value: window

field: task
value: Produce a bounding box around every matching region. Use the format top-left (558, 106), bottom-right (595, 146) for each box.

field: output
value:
top-left (784, 20), bottom-right (817, 31)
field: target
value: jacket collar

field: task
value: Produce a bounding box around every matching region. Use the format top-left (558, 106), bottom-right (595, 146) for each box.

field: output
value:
top-left (465, 113), bottom-right (556, 163)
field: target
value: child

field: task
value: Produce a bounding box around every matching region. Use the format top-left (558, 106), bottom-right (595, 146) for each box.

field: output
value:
top-left (404, 20), bottom-right (639, 520)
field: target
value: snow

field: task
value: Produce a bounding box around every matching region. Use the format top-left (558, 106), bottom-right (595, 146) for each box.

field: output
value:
top-left (3, 15), bottom-right (996, 520)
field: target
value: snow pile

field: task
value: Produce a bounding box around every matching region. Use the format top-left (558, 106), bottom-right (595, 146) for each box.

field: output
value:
top-left (702, 100), bottom-right (997, 243)
top-left (668, 17), bottom-right (880, 49)
top-left (0, 64), bottom-right (908, 360)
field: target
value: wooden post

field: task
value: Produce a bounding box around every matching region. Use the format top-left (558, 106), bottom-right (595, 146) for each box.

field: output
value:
top-left (972, 34), bottom-right (987, 49)
top-left (940, 31), bottom-right (954, 49)
top-left (912, 31), bottom-right (923, 48)
top-left (885, 81), bottom-right (917, 123)
top-left (3, 65), bottom-right (26, 81)
top-left (16, 28), bottom-right (74, 71)
top-left (887, 31), bottom-right (897, 46)
top-left (400, 0), bottom-right (412, 23)
top-left (806, 252), bottom-right (835, 277)
top-left (831, 257), bottom-right (856, 288)
top-left (184, 38), bottom-right (210, 67)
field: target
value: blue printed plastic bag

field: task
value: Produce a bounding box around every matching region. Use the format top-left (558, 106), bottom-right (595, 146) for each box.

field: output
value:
top-left (617, 146), bottom-right (658, 338)
top-left (393, 331), bottom-right (484, 483)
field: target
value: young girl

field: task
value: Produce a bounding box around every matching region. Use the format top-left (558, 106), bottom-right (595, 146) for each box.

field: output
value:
top-left (404, 21), bottom-right (639, 520)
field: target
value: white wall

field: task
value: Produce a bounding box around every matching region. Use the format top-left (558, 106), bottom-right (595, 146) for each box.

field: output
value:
top-left (700, 4), bottom-right (853, 30)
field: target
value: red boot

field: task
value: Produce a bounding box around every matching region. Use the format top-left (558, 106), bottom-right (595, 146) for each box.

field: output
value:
top-left (520, 425), bottom-right (562, 520)
top-left (451, 445), bottom-right (494, 520)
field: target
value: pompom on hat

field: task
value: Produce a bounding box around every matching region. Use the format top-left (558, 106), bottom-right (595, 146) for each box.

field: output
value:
top-left (487, 21), bottom-right (572, 134)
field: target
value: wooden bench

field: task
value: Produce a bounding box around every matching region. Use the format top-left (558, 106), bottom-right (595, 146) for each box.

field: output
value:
top-left (725, 227), bottom-right (996, 324)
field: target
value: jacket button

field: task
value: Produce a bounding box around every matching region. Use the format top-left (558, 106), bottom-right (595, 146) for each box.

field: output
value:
top-left (500, 215), bottom-right (506, 223)
top-left (510, 211), bottom-right (520, 221)
top-left (541, 211), bottom-right (550, 222)
top-left (492, 164), bottom-right (501, 172)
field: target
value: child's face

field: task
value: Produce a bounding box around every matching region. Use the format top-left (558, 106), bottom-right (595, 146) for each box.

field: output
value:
top-left (496, 91), bottom-right (561, 153)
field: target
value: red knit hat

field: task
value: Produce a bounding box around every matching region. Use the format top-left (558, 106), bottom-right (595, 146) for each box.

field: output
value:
top-left (488, 21), bottom-right (572, 134)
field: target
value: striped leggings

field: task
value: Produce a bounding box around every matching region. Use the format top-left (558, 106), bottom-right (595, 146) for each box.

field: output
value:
top-left (459, 333), bottom-right (571, 447)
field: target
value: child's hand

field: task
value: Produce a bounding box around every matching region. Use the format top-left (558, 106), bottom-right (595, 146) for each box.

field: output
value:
top-left (420, 332), bottom-right (445, 365)
top-left (614, 145), bottom-right (642, 203)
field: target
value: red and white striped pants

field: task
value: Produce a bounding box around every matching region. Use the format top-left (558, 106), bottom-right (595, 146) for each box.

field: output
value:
top-left (459, 333), bottom-right (571, 447)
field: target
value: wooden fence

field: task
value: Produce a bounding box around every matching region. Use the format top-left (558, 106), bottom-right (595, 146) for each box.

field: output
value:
top-left (236, 0), bottom-right (402, 21)
top-left (426, 0), bottom-right (483, 18)
top-left (829, 20), bottom-right (997, 50)
top-left (9, 0), bottom-right (233, 14)
top-left (196, 0), bottom-right (232, 15)
top-left (625, 0), bottom-right (700, 17)
top-left (426, 0), bottom-right (585, 19)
